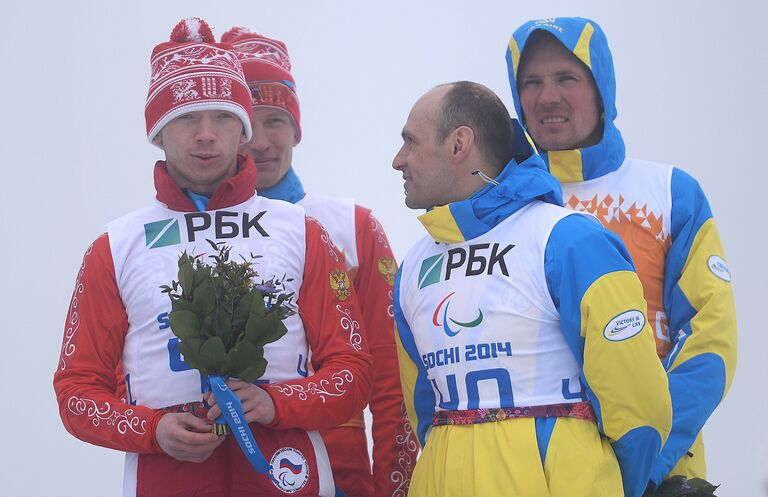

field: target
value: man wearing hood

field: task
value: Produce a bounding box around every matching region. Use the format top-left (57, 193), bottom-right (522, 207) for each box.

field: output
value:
top-left (391, 81), bottom-right (671, 497)
top-left (507, 17), bottom-right (737, 493)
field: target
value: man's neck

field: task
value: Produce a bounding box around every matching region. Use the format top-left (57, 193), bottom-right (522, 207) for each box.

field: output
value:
top-left (154, 157), bottom-right (258, 212)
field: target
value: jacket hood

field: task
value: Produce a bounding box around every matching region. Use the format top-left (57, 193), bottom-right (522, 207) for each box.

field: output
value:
top-left (418, 119), bottom-right (562, 244)
top-left (506, 17), bottom-right (625, 182)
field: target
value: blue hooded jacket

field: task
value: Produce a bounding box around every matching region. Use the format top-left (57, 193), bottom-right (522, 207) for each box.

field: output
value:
top-left (506, 17), bottom-right (738, 493)
top-left (507, 17), bottom-right (625, 182)
top-left (395, 118), bottom-right (671, 497)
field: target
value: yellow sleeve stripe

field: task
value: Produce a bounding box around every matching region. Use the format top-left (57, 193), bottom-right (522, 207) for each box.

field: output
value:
top-left (672, 218), bottom-right (737, 394)
top-left (581, 270), bottom-right (671, 442)
top-left (395, 326), bottom-right (422, 445)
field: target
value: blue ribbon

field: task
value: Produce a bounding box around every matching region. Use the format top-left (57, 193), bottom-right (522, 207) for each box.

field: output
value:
top-left (205, 375), bottom-right (276, 480)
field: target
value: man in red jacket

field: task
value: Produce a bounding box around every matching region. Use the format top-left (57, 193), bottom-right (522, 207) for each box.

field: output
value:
top-left (220, 27), bottom-right (417, 497)
top-left (54, 18), bottom-right (372, 497)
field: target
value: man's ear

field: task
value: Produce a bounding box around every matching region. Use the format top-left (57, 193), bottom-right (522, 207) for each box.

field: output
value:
top-left (239, 127), bottom-right (249, 147)
top-left (450, 126), bottom-right (475, 161)
top-left (152, 131), bottom-right (164, 148)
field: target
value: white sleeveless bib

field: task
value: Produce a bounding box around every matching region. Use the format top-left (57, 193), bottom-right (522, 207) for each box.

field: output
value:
top-left (108, 195), bottom-right (309, 408)
top-left (399, 202), bottom-right (586, 411)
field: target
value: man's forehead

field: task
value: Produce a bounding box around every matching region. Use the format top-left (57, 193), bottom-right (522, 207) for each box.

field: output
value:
top-left (403, 106), bottom-right (431, 137)
top-left (252, 106), bottom-right (290, 119)
top-left (421, 86), bottom-right (450, 107)
top-left (520, 33), bottom-right (580, 72)
top-left (408, 88), bottom-right (445, 123)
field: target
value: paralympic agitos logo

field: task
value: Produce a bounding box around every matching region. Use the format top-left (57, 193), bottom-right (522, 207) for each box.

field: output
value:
top-left (432, 292), bottom-right (484, 336)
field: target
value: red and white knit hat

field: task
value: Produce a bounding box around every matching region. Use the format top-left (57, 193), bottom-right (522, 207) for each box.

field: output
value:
top-left (221, 27), bottom-right (301, 142)
top-left (145, 18), bottom-right (253, 145)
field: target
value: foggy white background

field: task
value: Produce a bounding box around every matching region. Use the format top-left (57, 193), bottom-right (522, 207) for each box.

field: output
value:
top-left (3, 1), bottom-right (765, 495)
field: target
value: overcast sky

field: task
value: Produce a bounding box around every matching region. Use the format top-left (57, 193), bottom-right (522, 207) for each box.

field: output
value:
top-left (3, 1), bottom-right (765, 495)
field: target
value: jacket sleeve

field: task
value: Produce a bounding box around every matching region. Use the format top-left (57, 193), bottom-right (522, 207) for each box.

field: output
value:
top-left (353, 207), bottom-right (417, 497)
top-left (648, 168), bottom-right (737, 485)
top-left (545, 214), bottom-right (672, 497)
top-left (393, 265), bottom-right (437, 451)
top-left (53, 234), bottom-right (166, 454)
top-left (264, 217), bottom-right (373, 431)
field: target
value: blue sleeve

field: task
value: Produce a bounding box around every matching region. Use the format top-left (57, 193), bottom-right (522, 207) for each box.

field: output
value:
top-left (544, 214), bottom-right (635, 369)
top-left (393, 264), bottom-right (437, 447)
top-left (545, 213), bottom-right (671, 497)
top-left (649, 168), bottom-right (737, 485)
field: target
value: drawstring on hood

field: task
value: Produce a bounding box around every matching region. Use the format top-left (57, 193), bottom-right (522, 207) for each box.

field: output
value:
top-left (506, 17), bottom-right (626, 183)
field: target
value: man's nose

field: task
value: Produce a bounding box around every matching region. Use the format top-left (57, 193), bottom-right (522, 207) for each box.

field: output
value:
top-left (537, 81), bottom-right (561, 106)
top-left (248, 123), bottom-right (271, 152)
top-left (392, 147), bottom-right (406, 170)
top-left (194, 115), bottom-right (217, 142)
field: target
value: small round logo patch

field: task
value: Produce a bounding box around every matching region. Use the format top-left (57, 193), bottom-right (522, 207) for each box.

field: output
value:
top-left (270, 447), bottom-right (309, 493)
top-left (707, 255), bottom-right (731, 282)
top-left (604, 310), bottom-right (646, 342)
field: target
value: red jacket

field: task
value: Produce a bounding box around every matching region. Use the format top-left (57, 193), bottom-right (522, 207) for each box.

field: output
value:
top-left (54, 158), bottom-right (373, 496)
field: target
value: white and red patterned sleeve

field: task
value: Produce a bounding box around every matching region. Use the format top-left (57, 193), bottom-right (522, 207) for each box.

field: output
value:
top-left (354, 206), bottom-right (417, 497)
top-left (53, 234), bottom-right (165, 454)
top-left (264, 217), bottom-right (373, 430)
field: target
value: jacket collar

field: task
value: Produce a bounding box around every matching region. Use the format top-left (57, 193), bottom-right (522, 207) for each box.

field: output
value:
top-left (257, 166), bottom-right (306, 204)
top-left (154, 154), bottom-right (258, 212)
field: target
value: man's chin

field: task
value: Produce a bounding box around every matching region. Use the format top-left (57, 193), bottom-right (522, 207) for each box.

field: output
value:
top-left (405, 197), bottom-right (429, 210)
top-left (256, 174), bottom-right (280, 190)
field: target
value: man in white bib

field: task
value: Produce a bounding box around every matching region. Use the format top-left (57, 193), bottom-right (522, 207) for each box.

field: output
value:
top-left (54, 18), bottom-right (372, 497)
top-left (391, 81), bottom-right (671, 497)
top-left (220, 27), bottom-right (417, 497)
top-left (507, 17), bottom-right (737, 495)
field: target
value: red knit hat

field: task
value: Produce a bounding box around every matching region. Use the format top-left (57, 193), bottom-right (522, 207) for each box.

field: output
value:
top-left (221, 27), bottom-right (301, 142)
top-left (145, 18), bottom-right (253, 145)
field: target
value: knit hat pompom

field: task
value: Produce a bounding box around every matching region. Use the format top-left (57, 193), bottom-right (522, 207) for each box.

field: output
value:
top-left (221, 26), bottom-right (254, 44)
top-left (145, 18), bottom-right (253, 145)
top-left (170, 17), bottom-right (215, 43)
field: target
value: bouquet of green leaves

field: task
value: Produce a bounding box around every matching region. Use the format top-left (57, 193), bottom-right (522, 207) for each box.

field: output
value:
top-left (160, 239), bottom-right (296, 434)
